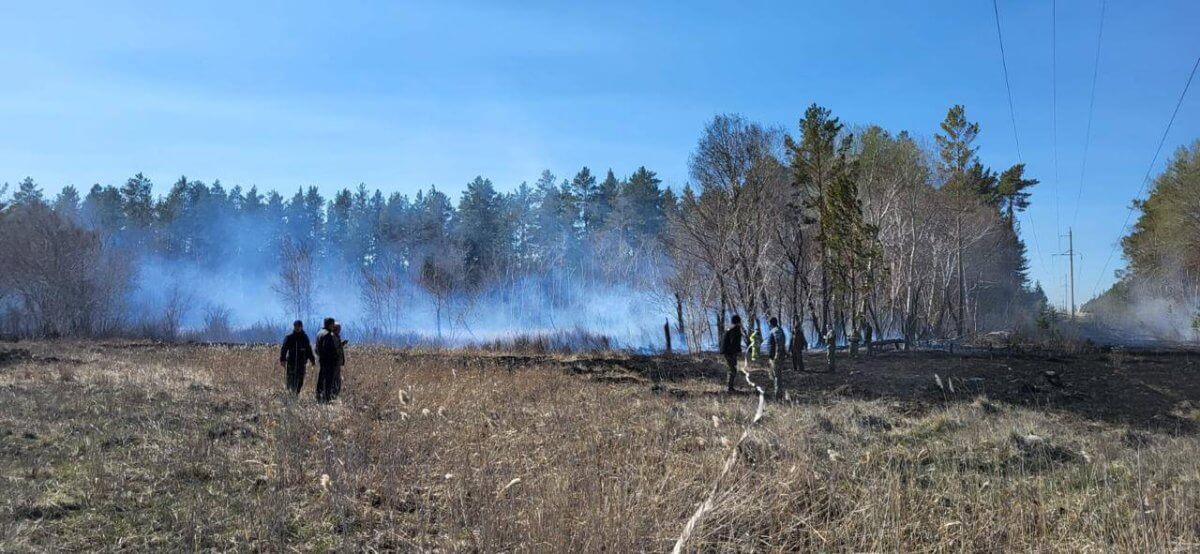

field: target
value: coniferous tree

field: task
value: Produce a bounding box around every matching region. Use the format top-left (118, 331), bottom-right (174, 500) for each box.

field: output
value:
top-left (82, 184), bottom-right (124, 233)
top-left (456, 176), bottom-right (507, 288)
top-left (997, 163), bottom-right (1038, 227)
top-left (120, 173), bottom-right (155, 229)
top-left (53, 186), bottom-right (82, 220)
top-left (570, 166), bottom-right (597, 237)
top-left (13, 177), bottom-right (44, 208)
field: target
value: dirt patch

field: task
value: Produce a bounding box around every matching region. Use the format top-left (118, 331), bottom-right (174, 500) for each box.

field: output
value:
top-left (0, 348), bottom-right (32, 367)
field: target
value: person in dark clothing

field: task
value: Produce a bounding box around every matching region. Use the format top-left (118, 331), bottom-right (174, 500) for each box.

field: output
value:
top-left (331, 321), bottom-right (347, 399)
top-left (315, 317), bottom-right (341, 403)
top-left (765, 317), bottom-right (787, 398)
top-left (720, 315), bottom-right (744, 392)
top-left (280, 320), bottom-right (315, 396)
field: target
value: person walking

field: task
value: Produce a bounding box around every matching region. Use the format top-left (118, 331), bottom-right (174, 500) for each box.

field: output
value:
top-left (279, 320), bottom-right (315, 396)
top-left (315, 318), bottom-right (340, 403)
top-left (765, 317), bottom-right (787, 398)
top-left (332, 321), bottom-right (347, 400)
top-left (720, 315), bottom-right (744, 393)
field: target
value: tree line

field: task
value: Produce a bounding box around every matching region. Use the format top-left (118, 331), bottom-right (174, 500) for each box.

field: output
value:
top-left (0, 103), bottom-right (1048, 347)
top-left (1086, 140), bottom-right (1200, 339)
top-left (667, 104), bottom-right (1046, 362)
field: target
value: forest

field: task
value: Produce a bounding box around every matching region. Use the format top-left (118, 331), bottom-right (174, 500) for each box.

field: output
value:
top-left (0, 104), bottom-right (1053, 348)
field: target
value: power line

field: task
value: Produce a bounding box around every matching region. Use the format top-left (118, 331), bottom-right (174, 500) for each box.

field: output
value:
top-left (992, 0), bottom-right (1023, 162)
top-left (991, 0), bottom-right (1050, 279)
top-left (1090, 52), bottom-right (1200, 300)
top-left (1049, 0), bottom-right (1063, 306)
top-left (1070, 0), bottom-right (1107, 228)
top-left (1051, 0), bottom-right (1060, 240)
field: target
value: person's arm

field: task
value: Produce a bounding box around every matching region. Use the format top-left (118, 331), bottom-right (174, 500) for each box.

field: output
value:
top-left (306, 340), bottom-right (316, 364)
top-left (280, 336), bottom-right (290, 365)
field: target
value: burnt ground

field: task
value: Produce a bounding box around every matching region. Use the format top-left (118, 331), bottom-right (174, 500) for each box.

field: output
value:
top-left (540, 346), bottom-right (1200, 434)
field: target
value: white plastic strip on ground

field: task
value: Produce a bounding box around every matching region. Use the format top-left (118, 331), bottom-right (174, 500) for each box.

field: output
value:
top-left (671, 360), bottom-right (767, 554)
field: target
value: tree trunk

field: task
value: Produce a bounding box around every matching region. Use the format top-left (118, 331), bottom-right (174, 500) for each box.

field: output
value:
top-left (956, 213), bottom-right (965, 339)
top-left (675, 292), bottom-right (686, 352)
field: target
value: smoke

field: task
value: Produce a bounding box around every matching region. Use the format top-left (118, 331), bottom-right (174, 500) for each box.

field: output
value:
top-left (122, 253), bottom-right (668, 349)
top-left (1, 169), bottom-right (688, 349)
top-left (1085, 280), bottom-right (1200, 343)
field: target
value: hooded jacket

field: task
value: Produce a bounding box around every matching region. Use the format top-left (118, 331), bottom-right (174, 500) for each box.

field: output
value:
top-left (280, 330), bottom-right (315, 366)
top-left (720, 325), bottom-right (743, 358)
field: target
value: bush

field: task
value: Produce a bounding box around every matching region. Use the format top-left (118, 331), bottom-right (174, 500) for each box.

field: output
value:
top-left (0, 203), bottom-right (134, 337)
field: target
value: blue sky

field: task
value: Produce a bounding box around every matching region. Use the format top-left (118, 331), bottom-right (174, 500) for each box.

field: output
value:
top-left (2, 0), bottom-right (1198, 307)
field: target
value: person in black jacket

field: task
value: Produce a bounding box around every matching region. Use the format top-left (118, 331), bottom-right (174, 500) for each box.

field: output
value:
top-left (279, 320), bottom-right (315, 396)
top-left (314, 317), bottom-right (340, 403)
top-left (720, 315), bottom-right (744, 392)
top-left (331, 321), bottom-right (347, 399)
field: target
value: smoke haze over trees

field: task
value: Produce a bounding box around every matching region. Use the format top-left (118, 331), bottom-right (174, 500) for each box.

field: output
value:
top-left (1, 104), bottom-right (1060, 347)
top-left (1086, 140), bottom-right (1200, 340)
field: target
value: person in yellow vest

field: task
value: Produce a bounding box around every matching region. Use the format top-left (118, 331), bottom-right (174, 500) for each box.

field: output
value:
top-left (748, 326), bottom-right (761, 363)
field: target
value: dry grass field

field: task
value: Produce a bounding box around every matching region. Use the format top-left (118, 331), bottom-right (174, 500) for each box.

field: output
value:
top-left (2, 341), bottom-right (1200, 552)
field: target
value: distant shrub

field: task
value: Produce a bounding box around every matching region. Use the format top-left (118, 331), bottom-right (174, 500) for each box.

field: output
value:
top-left (476, 327), bottom-right (613, 354)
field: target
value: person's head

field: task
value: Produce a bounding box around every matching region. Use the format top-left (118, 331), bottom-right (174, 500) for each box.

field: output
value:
top-left (731, 315), bottom-right (742, 327)
top-left (769, 317), bottom-right (779, 328)
top-left (292, 320), bottom-right (303, 332)
top-left (333, 322), bottom-right (342, 334)
top-left (323, 317), bottom-right (336, 330)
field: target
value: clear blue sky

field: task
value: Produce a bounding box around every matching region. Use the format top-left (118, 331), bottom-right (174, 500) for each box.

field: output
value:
top-left (2, 0), bottom-right (1198, 307)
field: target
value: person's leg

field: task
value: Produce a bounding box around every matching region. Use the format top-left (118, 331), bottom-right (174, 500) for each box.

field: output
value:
top-left (725, 356), bottom-right (737, 391)
top-left (771, 359), bottom-right (781, 399)
top-left (315, 364), bottom-right (330, 402)
top-left (286, 363), bottom-right (297, 394)
top-left (330, 365), bottom-right (342, 400)
top-left (295, 364), bottom-right (306, 396)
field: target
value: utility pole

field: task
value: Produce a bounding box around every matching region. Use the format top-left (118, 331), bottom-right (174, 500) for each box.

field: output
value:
top-left (1054, 227), bottom-right (1078, 321)
top-left (1068, 228), bottom-right (1075, 321)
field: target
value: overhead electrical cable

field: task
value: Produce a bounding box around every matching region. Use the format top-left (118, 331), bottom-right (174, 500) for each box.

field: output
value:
top-left (992, 0), bottom-right (1050, 277)
top-left (1070, 0), bottom-right (1107, 228)
top-left (1090, 52), bottom-right (1200, 299)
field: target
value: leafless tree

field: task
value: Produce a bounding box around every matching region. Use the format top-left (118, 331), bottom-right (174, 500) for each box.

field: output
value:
top-left (273, 237), bottom-right (316, 323)
top-left (359, 257), bottom-right (407, 337)
top-left (160, 282), bottom-right (195, 340)
top-left (0, 203), bottom-right (133, 336)
top-left (419, 255), bottom-right (460, 340)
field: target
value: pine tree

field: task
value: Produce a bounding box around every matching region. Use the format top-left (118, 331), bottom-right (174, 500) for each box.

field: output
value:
top-left (53, 186), bottom-right (82, 220)
top-left (456, 176), bottom-right (506, 288)
top-left (120, 173), bottom-right (155, 228)
top-left (593, 169), bottom-right (620, 231)
top-left (935, 105), bottom-right (980, 188)
top-left (570, 166), bottom-right (597, 236)
top-left (82, 184), bottom-right (124, 233)
top-left (13, 177), bottom-right (44, 208)
top-left (997, 163), bottom-right (1038, 226)
top-left (242, 186), bottom-right (264, 214)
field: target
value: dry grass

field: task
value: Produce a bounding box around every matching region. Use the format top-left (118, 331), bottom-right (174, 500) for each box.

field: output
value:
top-left (2, 342), bottom-right (1199, 552)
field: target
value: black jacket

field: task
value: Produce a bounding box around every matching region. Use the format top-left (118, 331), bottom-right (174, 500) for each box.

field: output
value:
top-left (720, 325), bottom-right (743, 357)
top-left (766, 326), bottom-right (787, 360)
top-left (280, 331), bottom-right (315, 366)
top-left (315, 329), bottom-right (340, 366)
